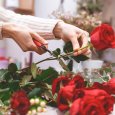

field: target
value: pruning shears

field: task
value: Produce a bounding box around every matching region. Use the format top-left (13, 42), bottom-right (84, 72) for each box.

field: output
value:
top-left (33, 39), bottom-right (53, 55)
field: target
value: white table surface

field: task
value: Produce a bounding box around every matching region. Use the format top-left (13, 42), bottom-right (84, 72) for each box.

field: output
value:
top-left (40, 106), bottom-right (115, 115)
top-left (41, 106), bottom-right (63, 115)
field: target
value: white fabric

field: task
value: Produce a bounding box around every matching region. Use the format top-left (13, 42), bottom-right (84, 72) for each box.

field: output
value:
top-left (41, 106), bottom-right (63, 115)
top-left (0, 7), bottom-right (61, 39)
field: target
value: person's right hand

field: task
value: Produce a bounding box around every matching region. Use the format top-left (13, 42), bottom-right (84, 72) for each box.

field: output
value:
top-left (2, 23), bottom-right (48, 54)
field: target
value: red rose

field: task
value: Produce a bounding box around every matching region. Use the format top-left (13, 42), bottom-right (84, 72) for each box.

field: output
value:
top-left (73, 88), bottom-right (107, 100)
top-left (73, 89), bottom-right (85, 100)
top-left (68, 75), bottom-right (85, 88)
top-left (52, 76), bottom-right (70, 95)
top-left (91, 24), bottom-right (115, 50)
top-left (11, 90), bottom-right (30, 115)
top-left (72, 89), bottom-right (114, 114)
top-left (92, 82), bottom-right (111, 94)
top-left (57, 85), bottom-right (75, 111)
top-left (11, 111), bottom-right (16, 115)
top-left (106, 78), bottom-right (115, 94)
top-left (99, 95), bottom-right (114, 114)
top-left (70, 97), bottom-right (106, 115)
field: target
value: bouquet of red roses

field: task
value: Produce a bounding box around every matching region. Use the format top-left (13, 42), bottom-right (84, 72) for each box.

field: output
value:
top-left (51, 24), bottom-right (115, 115)
top-left (52, 74), bottom-right (115, 115)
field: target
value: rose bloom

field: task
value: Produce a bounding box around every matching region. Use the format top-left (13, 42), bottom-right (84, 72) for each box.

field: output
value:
top-left (68, 75), bottom-right (85, 88)
top-left (11, 90), bottom-right (30, 115)
top-left (91, 24), bottom-right (115, 50)
top-left (52, 74), bottom-right (85, 95)
top-left (92, 82), bottom-right (111, 94)
top-left (72, 89), bottom-right (114, 115)
top-left (70, 97), bottom-right (106, 115)
top-left (106, 78), bottom-right (115, 94)
top-left (57, 85), bottom-right (75, 111)
top-left (52, 76), bottom-right (70, 95)
top-left (93, 78), bottom-right (115, 95)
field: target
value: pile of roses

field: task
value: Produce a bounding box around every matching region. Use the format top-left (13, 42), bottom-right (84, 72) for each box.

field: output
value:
top-left (52, 75), bottom-right (115, 115)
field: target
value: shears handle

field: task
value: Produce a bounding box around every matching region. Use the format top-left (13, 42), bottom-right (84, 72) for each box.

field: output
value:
top-left (33, 39), bottom-right (43, 47)
top-left (33, 39), bottom-right (52, 55)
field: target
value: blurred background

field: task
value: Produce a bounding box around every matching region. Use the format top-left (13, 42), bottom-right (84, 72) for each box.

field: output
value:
top-left (0, 0), bottom-right (115, 70)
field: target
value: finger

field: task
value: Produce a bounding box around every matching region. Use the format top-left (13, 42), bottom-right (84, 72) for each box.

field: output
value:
top-left (81, 33), bottom-right (89, 47)
top-left (84, 49), bottom-right (91, 55)
top-left (74, 47), bottom-right (88, 56)
top-left (31, 32), bottom-right (48, 45)
top-left (78, 33), bottom-right (89, 53)
top-left (83, 49), bottom-right (91, 58)
top-left (26, 35), bottom-right (47, 55)
top-left (30, 42), bottom-right (47, 55)
top-left (69, 35), bottom-right (80, 56)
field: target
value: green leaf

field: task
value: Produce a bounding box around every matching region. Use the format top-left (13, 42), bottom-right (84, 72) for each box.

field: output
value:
top-left (63, 42), bottom-right (89, 63)
top-left (28, 88), bottom-right (41, 98)
top-left (0, 100), bottom-right (4, 106)
top-left (72, 55), bottom-right (89, 63)
top-left (56, 48), bottom-right (61, 55)
top-left (8, 80), bottom-right (20, 91)
top-left (0, 69), bottom-right (8, 81)
top-left (36, 67), bottom-right (58, 84)
top-left (4, 71), bottom-right (13, 82)
top-left (58, 58), bottom-right (70, 71)
top-left (31, 63), bottom-right (37, 79)
top-left (0, 88), bottom-right (9, 93)
top-left (63, 42), bottom-right (73, 53)
top-left (8, 63), bottom-right (18, 73)
top-left (67, 60), bottom-right (73, 71)
top-left (52, 48), bottom-right (61, 57)
top-left (43, 90), bottom-right (54, 100)
top-left (21, 75), bottom-right (32, 86)
top-left (0, 88), bottom-right (10, 101)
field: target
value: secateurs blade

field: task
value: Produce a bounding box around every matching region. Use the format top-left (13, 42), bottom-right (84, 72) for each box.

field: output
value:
top-left (33, 39), bottom-right (53, 55)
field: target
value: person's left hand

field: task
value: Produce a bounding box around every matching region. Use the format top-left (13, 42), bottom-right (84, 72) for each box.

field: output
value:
top-left (53, 21), bottom-right (90, 56)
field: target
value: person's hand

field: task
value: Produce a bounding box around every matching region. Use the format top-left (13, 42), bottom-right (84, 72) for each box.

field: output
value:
top-left (53, 21), bottom-right (90, 56)
top-left (2, 23), bottom-right (48, 54)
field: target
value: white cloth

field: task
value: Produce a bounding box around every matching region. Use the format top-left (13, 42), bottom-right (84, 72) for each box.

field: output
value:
top-left (0, 7), bottom-right (61, 40)
top-left (41, 106), bottom-right (63, 115)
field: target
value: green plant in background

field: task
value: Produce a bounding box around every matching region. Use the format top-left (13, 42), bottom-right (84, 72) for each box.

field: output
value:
top-left (52, 0), bottom-right (102, 33)
top-left (77, 0), bottom-right (103, 14)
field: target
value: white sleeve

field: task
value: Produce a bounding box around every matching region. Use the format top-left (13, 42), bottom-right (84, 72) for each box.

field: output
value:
top-left (0, 7), bottom-right (62, 39)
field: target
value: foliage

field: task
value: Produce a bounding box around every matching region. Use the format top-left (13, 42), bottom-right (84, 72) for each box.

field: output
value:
top-left (52, 0), bottom-right (102, 33)
top-left (0, 44), bottom-right (90, 109)
top-left (77, 0), bottom-right (103, 14)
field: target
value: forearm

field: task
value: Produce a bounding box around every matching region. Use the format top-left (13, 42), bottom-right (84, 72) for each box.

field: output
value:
top-left (0, 7), bottom-right (62, 39)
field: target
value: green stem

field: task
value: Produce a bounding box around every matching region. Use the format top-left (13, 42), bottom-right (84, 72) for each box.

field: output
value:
top-left (60, 44), bottom-right (90, 58)
top-left (19, 44), bottom-right (90, 72)
top-left (35, 57), bottom-right (57, 65)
